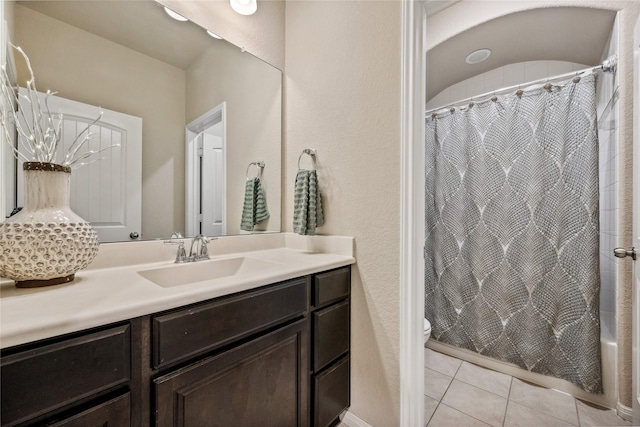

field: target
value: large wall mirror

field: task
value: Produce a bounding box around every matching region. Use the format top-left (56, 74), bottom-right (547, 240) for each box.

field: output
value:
top-left (1, 0), bottom-right (282, 242)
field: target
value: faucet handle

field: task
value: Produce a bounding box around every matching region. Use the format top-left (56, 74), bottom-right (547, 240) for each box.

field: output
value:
top-left (175, 241), bottom-right (189, 263)
top-left (197, 236), bottom-right (212, 260)
top-left (194, 236), bottom-right (217, 261)
top-left (164, 233), bottom-right (190, 263)
top-left (164, 231), bottom-right (184, 245)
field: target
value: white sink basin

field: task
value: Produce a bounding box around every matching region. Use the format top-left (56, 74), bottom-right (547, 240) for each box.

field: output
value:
top-left (137, 257), bottom-right (282, 288)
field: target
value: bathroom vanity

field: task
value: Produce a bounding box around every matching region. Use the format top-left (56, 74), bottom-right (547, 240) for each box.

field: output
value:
top-left (0, 234), bottom-right (354, 427)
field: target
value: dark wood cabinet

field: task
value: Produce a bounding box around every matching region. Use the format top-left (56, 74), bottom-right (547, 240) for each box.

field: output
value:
top-left (49, 393), bottom-right (131, 427)
top-left (0, 267), bottom-right (351, 427)
top-left (310, 267), bottom-right (351, 427)
top-left (313, 356), bottom-right (350, 427)
top-left (152, 278), bottom-right (307, 369)
top-left (155, 319), bottom-right (308, 427)
top-left (0, 325), bottom-right (131, 427)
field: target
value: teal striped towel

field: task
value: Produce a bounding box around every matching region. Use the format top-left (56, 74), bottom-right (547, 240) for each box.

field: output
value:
top-left (293, 170), bottom-right (324, 235)
top-left (241, 177), bottom-right (270, 231)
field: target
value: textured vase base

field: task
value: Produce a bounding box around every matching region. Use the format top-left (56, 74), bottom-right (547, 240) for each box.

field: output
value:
top-left (15, 274), bottom-right (75, 288)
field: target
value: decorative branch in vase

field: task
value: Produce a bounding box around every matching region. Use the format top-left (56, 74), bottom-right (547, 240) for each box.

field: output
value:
top-left (0, 44), bottom-right (119, 288)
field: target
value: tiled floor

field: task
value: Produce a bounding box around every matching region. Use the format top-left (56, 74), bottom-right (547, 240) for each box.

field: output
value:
top-left (424, 347), bottom-right (635, 427)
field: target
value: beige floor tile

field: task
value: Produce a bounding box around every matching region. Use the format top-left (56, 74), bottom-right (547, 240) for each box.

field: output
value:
top-left (425, 367), bottom-right (454, 400)
top-left (424, 348), bottom-right (463, 377)
top-left (504, 400), bottom-right (575, 426)
top-left (441, 379), bottom-right (508, 427)
top-left (509, 378), bottom-right (578, 425)
top-left (424, 395), bottom-right (439, 425)
top-left (428, 403), bottom-right (492, 427)
top-left (576, 399), bottom-right (632, 426)
top-left (454, 361), bottom-right (512, 398)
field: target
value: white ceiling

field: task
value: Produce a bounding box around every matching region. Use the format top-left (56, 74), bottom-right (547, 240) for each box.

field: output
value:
top-left (425, 1), bottom-right (461, 17)
top-left (427, 7), bottom-right (617, 101)
top-left (17, 0), bottom-right (214, 70)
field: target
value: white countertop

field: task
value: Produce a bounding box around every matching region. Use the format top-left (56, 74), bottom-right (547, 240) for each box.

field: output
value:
top-left (0, 233), bottom-right (355, 348)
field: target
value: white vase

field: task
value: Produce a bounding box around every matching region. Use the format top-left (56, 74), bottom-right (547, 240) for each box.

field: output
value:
top-left (0, 162), bottom-right (99, 288)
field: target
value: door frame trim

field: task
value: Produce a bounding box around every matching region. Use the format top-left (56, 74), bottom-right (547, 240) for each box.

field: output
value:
top-left (399, 1), bottom-right (427, 426)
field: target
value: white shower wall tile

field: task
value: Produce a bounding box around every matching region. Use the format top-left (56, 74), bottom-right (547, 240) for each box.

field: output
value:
top-left (449, 82), bottom-right (467, 105)
top-left (546, 61), bottom-right (574, 77)
top-left (466, 75), bottom-right (485, 100)
top-left (502, 62), bottom-right (525, 87)
top-left (595, 13), bottom-right (619, 342)
top-left (524, 61), bottom-right (549, 82)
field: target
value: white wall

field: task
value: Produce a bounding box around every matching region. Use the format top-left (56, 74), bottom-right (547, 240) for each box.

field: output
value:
top-left (285, 2), bottom-right (402, 424)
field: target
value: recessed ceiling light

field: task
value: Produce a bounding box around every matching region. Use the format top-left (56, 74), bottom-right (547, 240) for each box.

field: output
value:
top-left (164, 7), bottom-right (188, 22)
top-left (207, 30), bottom-right (222, 39)
top-left (465, 48), bottom-right (492, 65)
top-left (230, 0), bottom-right (257, 16)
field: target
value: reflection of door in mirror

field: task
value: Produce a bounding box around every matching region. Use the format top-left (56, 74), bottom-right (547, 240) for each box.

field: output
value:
top-left (186, 104), bottom-right (226, 237)
top-left (16, 90), bottom-right (142, 243)
top-left (1, 23), bottom-right (16, 220)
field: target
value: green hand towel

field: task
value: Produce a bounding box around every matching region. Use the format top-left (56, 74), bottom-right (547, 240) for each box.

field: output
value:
top-left (241, 177), bottom-right (270, 231)
top-left (293, 170), bottom-right (324, 235)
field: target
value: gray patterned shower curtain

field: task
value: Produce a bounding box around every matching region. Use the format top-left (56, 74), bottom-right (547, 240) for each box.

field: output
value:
top-left (424, 73), bottom-right (602, 393)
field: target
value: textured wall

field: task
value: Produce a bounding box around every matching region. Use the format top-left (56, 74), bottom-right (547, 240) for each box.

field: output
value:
top-left (14, 5), bottom-right (186, 240)
top-left (157, 0), bottom-right (285, 71)
top-left (285, 2), bottom-right (402, 424)
top-left (428, 0), bottom-right (640, 410)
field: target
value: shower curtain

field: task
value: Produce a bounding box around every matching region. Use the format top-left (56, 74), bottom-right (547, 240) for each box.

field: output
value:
top-left (424, 73), bottom-right (602, 394)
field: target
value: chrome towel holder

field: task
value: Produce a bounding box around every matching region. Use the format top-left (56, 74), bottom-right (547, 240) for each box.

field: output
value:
top-left (298, 148), bottom-right (317, 170)
top-left (246, 161), bottom-right (265, 179)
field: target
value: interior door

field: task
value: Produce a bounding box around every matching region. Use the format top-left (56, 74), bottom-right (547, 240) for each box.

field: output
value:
top-left (633, 13), bottom-right (640, 426)
top-left (185, 103), bottom-right (225, 237)
top-left (17, 90), bottom-right (142, 243)
top-left (201, 130), bottom-right (224, 236)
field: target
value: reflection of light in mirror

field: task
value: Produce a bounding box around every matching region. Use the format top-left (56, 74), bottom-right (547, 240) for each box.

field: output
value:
top-left (230, 0), bottom-right (257, 16)
top-left (207, 30), bottom-right (222, 40)
top-left (164, 7), bottom-right (188, 22)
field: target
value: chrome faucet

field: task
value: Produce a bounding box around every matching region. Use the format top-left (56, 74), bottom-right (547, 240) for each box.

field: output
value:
top-left (188, 234), bottom-right (212, 262)
top-left (164, 232), bottom-right (189, 263)
top-left (164, 233), bottom-right (216, 263)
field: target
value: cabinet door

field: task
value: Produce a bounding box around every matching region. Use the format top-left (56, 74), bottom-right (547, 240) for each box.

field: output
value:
top-left (155, 319), bottom-right (309, 427)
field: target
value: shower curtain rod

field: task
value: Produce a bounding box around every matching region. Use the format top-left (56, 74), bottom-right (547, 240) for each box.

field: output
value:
top-left (425, 55), bottom-right (617, 116)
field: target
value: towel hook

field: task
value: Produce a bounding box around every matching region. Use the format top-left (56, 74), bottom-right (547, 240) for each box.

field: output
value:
top-left (246, 161), bottom-right (265, 180)
top-left (298, 148), bottom-right (317, 170)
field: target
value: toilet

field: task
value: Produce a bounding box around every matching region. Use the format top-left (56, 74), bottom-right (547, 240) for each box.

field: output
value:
top-left (424, 318), bottom-right (431, 343)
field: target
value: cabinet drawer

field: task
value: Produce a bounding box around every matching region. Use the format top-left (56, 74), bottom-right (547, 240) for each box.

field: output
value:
top-left (50, 393), bottom-right (130, 427)
top-left (313, 267), bottom-right (350, 308)
top-left (313, 356), bottom-right (350, 427)
top-left (312, 300), bottom-right (349, 372)
top-left (152, 278), bottom-right (308, 369)
top-left (1, 325), bottom-right (130, 427)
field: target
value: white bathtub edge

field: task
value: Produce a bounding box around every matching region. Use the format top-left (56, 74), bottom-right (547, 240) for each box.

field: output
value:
top-left (426, 339), bottom-right (618, 409)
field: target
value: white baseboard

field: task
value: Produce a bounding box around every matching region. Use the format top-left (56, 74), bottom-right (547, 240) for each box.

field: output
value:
top-left (342, 411), bottom-right (373, 427)
top-left (616, 402), bottom-right (633, 422)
